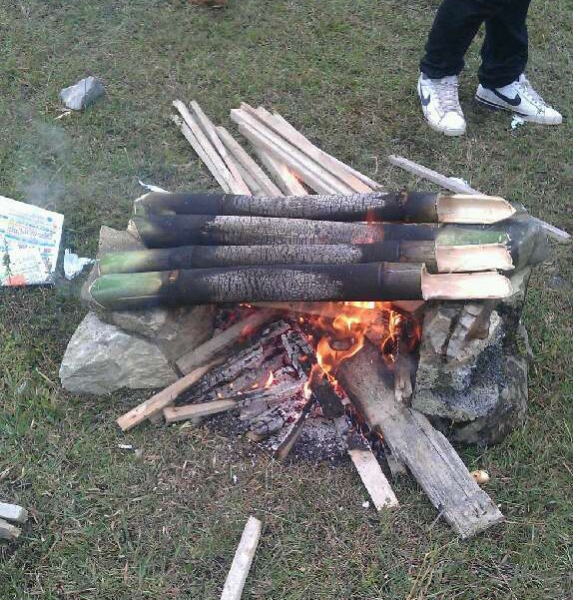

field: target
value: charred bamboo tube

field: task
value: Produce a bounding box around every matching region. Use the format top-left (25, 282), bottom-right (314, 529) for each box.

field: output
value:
top-left (133, 191), bottom-right (516, 224)
top-left (127, 214), bottom-right (514, 248)
top-left (88, 263), bottom-right (513, 311)
top-left (98, 241), bottom-right (514, 275)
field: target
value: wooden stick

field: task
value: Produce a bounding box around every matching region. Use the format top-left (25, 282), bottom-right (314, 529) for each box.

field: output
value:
top-left (163, 399), bottom-right (237, 423)
top-left (244, 104), bottom-right (372, 193)
top-left (172, 116), bottom-right (232, 192)
top-left (116, 362), bottom-right (217, 432)
top-left (232, 109), bottom-right (354, 194)
top-left (173, 100), bottom-right (241, 194)
top-left (176, 309), bottom-right (277, 375)
top-left (348, 448), bottom-right (399, 509)
top-left (190, 101), bottom-right (251, 195)
top-left (271, 111), bottom-right (382, 190)
top-left (338, 342), bottom-right (504, 538)
top-left (221, 516), bottom-right (262, 600)
top-left (0, 518), bottom-right (21, 540)
top-left (0, 502), bottom-right (28, 524)
top-left (251, 147), bottom-right (307, 196)
top-left (274, 395), bottom-right (316, 461)
top-left (388, 154), bottom-right (570, 244)
top-left (217, 126), bottom-right (283, 196)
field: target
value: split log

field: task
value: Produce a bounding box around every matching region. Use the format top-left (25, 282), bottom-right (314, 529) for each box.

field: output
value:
top-left (88, 263), bottom-right (513, 311)
top-left (0, 518), bottom-right (21, 540)
top-left (348, 448), bottom-right (399, 509)
top-left (116, 362), bottom-right (217, 432)
top-left (338, 342), bottom-right (504, 538)
top-left (164, 399), bottom-right (237, 423)
top-left (176, 309), bottom-right (277, 375)
top-left (231, 108), bottom-right (355, 194)
top-left (251, 147), bottom-right (307, 195)
top-left (248, 105), bottom-right (373, 193)
top-left (220, 516), bottom-right (262, 600)
top-left (133, 190), bottom-right (516, 224)
top-left (0, 502), bottom-right (28, 524)
top-left (189, 101), bottom-right (251, 195)
top-left (98, 241), bottom-right (513, 275)
top-left (216, 126), bottom-right (283, 196)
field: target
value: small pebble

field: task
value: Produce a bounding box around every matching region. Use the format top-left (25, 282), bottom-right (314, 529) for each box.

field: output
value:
top-left (470, 469), bottom-right (490, 484)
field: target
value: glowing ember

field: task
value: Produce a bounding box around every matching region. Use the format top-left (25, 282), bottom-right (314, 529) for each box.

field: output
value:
top-left (264, 371), bottom-right (275, 388)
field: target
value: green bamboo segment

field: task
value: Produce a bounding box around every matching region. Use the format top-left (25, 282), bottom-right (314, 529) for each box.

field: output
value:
top-left (133, 191), bottom-right (516, 224)
top-left (88, 263), bottom-right (513, 311)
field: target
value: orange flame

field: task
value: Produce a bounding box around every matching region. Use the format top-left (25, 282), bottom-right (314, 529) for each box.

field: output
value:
top-left (264, 371), bottom-right (275, 388)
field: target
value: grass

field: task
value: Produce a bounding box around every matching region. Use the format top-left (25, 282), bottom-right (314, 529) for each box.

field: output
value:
top-left (1, 0), bottom-right (572, 597)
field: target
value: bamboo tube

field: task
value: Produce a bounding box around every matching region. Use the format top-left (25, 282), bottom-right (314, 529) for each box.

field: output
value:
top-left (88, 263), bottom-right (513, 311)
top-left (132, 191), bottom-right (516, 224)
top-left (98, 241), bottom-right (514, 275)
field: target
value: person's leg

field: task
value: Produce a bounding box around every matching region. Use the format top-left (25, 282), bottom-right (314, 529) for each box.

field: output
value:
top-left (478, 0), bottom-right (531, 88)
top-left (420, 0), bottom-right (499, 78)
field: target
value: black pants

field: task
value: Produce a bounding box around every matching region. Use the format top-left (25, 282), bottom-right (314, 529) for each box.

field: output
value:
top-left (420, 0), bottom-right (531, 88)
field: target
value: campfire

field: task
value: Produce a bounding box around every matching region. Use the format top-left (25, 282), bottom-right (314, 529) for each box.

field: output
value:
top-left (59, 100), bottom-right (552, 539)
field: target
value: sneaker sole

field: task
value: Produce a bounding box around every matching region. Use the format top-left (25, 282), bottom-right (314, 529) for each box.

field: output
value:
top-left (426, 119), bottom-right (466, 137)
top-left (475, 94), bottom-right (562, 125)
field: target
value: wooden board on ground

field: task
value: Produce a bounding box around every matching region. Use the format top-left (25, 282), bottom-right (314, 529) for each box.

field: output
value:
top-left (251, 146), bottom-right (307, 196)
top-left (348, 448), bottom-right (399, 510)
top-left (221, 516), bottom-right (262, 600)
top-left (339, 342), bottom-right (504, 538)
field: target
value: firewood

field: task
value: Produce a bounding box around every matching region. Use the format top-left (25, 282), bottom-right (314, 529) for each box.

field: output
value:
top-left (220, 516), bottom-right (262, 600)
top-left (88, 263), bottom-right (513, 311)
top-left (249, 105), bottom-right (373, 193)
top-left (251, 147), bottom-right (307, 196)
top-left (0, 502), bottom-right (28, 524)
top-left (274, 395), bottom-right (316, 461)
top-left (176, 310), bottom-right (277, 375)
top-left (248, 406), bottom-right (286, 439)
top-left (348, 448), bottom-right (399, 509)
top-left (270, 110), bottom-right (382, 190)
top-left (232, 109), bottom-right (353, 194)
top-left (163, 399), bottom-right (238, 423)
top-left (388, 154), bottom-right (570, 244)
top-left (132, 190), bottom-right (516, 224)
top-left (216, 126), bottom-right (283, 196)
top-left (173, 100), bottom-right (242, 194)
top-left (116, 362), bottom-right (217, 432)
top-left (189, 101), bottom-right (251, 195)
top-left (0, 518), bottom-right (21, 540)
top-left (338, 342), bottom-right (504, 538)
top-left (172, 116), bottom-right (232, 192)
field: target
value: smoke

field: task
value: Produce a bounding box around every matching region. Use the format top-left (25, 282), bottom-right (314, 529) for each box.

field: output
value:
top-left (16, 121), bottom-right (69, 210)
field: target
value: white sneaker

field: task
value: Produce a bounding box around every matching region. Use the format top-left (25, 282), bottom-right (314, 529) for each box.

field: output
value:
top-left (418, 73), bottom-right (467, 136)
top-left (475, 74), bottom-right (562, 125)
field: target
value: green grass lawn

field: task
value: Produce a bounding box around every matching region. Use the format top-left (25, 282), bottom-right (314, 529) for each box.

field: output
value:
top-left (1, 0), bottom-right (572, 597)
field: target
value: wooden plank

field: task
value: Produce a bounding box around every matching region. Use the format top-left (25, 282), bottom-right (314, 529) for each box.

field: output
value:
top-left (235, 160), bottom-right (263, 196)
top-left (163, 399), bottom-right (237, 423)
top-left (0, 518), bottom-right (21, 540)
top-left (176, 309), bottom-right (277, 375)
top-left (338, 342), bottom-right (504, 538)
top-left (251, 146), bottom-right (307, 196)
top-left (272, 111), bottom-right (381, 190)
top-left (348, 448), bottom-right (399, 510)
top-left (221, 516), bottom-right (262, 600)
top-left (217, 126), bottom-right (283, 196)
top-left (0, 502), bottom-right (28, 524)
top-left (388, 154), bottom-right (570, 244)
top-left (244, 104), bottom-right (372, 193)
top-left (231, 108), bottom-right (352, 194)
top-left (172, 115), bottom-right (232, 192)
top-left (116, 362), bottom-right (217, 432)
top-left (190, 101), bottom-right (251, 195)
top-left (173, 100), bottom-right (240, 193)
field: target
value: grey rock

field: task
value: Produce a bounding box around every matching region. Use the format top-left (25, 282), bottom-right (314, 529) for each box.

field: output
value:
top-left (60, 76), bottom-right (105, 110)
top-left (60, 313), bottom-right (178, 395)
top-left (412, 269), bottom-right (531, 445)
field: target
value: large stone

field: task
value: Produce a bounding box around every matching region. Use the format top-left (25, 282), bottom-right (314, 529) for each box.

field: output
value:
top-left (59, 313), bottom-right (178, 395)
top-left (60, 76), bottom-right (105, 110)
top-left (411, 269), bottom-right (531, 445)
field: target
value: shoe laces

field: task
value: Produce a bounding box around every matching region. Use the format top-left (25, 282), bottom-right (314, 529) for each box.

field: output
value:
top-left (433, 77), bottom-right (463, 115)
top-left (516, 75), bottom-right (549, 109)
